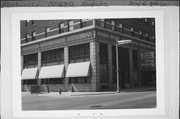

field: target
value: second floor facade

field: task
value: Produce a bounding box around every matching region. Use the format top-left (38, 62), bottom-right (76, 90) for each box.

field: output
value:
top-left (21, 19), bottom-right (156, 45)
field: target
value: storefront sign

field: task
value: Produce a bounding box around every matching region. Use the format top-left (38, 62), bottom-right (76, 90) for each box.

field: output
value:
top-left (67, 32), bottom-right (93, 42)
top-left (140, 51), bottom-right (155, 69)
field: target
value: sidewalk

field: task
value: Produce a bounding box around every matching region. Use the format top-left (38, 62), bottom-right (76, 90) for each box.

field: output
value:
top-left (22, 86), bottom-right (155, 97)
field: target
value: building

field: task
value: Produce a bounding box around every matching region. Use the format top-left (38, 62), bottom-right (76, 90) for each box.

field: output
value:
top-left (20, 19), bottom-right (156, 92)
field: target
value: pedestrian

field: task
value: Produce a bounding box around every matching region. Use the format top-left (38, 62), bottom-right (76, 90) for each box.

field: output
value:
top-left (59, 88), bottom-right (61, 95)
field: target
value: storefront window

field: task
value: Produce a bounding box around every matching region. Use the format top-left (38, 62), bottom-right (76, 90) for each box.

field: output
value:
top-left (23, 79), bottom-right (36, 85)
top-left (42, 48), bottom-right (64, 66)
top-left (24, 53), bottom-right (38, 68)
top-left (41, 78), bottom-right (64, 84)
top-left (69, 77), bottom-right (90, 83)
top-left (69, 43), bottom-right (90, 63)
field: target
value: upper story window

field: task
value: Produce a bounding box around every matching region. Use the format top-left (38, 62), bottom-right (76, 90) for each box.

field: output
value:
top-left (145, 18), bottom-right (149, 25)
top-left (59, 23), bottom-right (65, 33)
top-left (80, 19), bottom-right (83, 28)
top-left (25, 20), bottom-right (35, 27)
top-left (145, 33), bottom-right (149, 40)
top-left (111, 20), bottom-right (115, 30)
top-left (31, 31), bottom-right (36, 41)
top-left (152, 21), bottom-right (155, 25)
top-left (31, 20), bottom-right (35, 25)
top-left (131, 27), bottom-right (134, 36)
top-left (25, 33), bottom-right (29, 43)
top-left (152, 35), bottom-right (155, 39)
top-left (139, 31), bottom-right (142, 35)
top-left (145, 18), bottom-right (148, 22)
top-left (45, 27), bottom-right (50, 37)
top-left (69, 20), bottom-right (74, 31)
top-left (139, 31), bottom-right (143, 38)
top-left (100, 19), bottom-right (105, 27)
top-left (118, 23), bottom-right (123, 28)
top-left (130, 27), bottom-right (134, 32)
top-left (25, 20), bottom-right (30, 27)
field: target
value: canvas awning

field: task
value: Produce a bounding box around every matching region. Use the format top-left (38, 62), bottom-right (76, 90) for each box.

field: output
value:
top-left (21, 67), bottom-right (38, 80)
top-left (66, 62), bottom-right (90, 77)
top-left (38, 65), bottom-right (64, 79)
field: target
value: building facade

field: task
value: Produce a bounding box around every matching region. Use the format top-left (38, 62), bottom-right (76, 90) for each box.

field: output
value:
top-left (21, 19), bottom-right (156, 92)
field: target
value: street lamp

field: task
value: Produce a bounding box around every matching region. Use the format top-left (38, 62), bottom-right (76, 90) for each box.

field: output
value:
top-left (116, 39), bottom-right (132, 93)
top-left (116, 39), bottom-right (120, 93)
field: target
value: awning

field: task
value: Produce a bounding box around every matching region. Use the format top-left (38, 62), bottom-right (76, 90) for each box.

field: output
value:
top-left (38, 65), bottom-right (64, 79)
top-left (66, 62), bottom-right (90, 77)
top-left (21, 67), bottom-right (38, 80)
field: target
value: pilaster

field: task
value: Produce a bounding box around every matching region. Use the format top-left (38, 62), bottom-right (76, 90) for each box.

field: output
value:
top-left (108, 44), bottom-right (113, 89)
top-left (90, 41), bottom-right (100, 91)
top-left (129, 48), bottom-right (134, 87)
top-left (64, 47), bottom-right (69, 85)
top-left (37, 51), bottom-right (41, 85)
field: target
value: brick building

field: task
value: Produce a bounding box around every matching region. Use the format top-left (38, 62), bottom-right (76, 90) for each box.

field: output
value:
top-left (21, 19), bottom-right (156, 92)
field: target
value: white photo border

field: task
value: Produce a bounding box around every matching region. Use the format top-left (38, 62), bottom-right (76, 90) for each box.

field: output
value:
top-left (2, 6), bottom-right (176, 118)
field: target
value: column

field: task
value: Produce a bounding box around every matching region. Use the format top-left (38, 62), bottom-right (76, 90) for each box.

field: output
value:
top-left (138, 46), bottom-right (142, 86)
top-left (37, 51), bottom-right (41, 86)
top-left (129, 49), bottom-right (134, 87)
top-left (90, 41), bottom-right (100, 91)
top-left (21, 55), bottom-right (23, 73)
top-left (108, 44), bottom-right (113, 89)
top-left (64, 47), bottom-right (69, 86)
top-left (21, 55), bottom-right (24, 90)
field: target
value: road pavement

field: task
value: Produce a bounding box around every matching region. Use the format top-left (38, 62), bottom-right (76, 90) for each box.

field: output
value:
top-left (22, 90), bottom-right (156, 110)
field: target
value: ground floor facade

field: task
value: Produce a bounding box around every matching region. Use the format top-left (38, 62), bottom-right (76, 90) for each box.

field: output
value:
top-left (21, 29), bottom-right (156, 92)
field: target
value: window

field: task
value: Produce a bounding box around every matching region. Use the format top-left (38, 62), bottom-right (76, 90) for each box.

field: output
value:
top-left (25, 20), bottom-right (30, 27)
top-left (23, 53), bottom-right (38, 68)
top-left (131, 27), bottom-right (134, 36)
top-left (119, 23), bottom-right (122, 28)
top-left (145, 18), bottom-right (149, 25)
top-left (59, 23), bottom-right (63, 33)
top-left (100, 19), bottom-right (105, 27)
top-left (42, 48), bottom-right (64, 65)
top-left (139, 31), bottom-right (143, 39)
top-left (146, 33), bottom-right (149, 40)
top-left (41, 78), bottom-right (64, 84)
top-left (69, 77), bottom-right (90, 84)
top-left (152, 21), bottom-right (155, 25)
top-left (69, 20), bottom-right (74, 31)
top-left (31, 31), bottom-right (36, 41)
top-left (111, 20), bottom-right (115, 30)
top-left (45, 27), bottom-right (50, 37)
top-left (23, 80), bottom-right (36, 85)
top-left (25, 33), bottom-right (29, 43)
top-left (69, 43), bottom-right (90, 61)
top-left (31, 20), bottom-right (35, 25)
top-left (80, 19), bottom-right (83, 28)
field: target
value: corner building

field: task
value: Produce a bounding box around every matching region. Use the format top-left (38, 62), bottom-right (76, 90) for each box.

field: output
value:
top-left (21, 19), bottom-right (156, 92)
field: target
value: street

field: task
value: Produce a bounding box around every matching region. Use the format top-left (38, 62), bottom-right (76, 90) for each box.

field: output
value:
top-left (22, 90), bottom-right (156, 110)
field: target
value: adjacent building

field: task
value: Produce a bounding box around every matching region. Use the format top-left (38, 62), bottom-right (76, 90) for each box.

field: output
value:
top-left (21, 19), bottom-right (156, 92)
